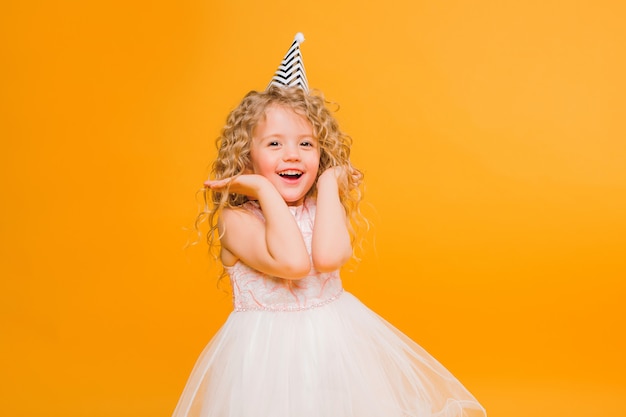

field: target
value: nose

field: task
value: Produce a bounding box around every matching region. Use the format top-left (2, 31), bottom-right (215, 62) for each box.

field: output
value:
top-left (282, 142), bottom-right (301, 161)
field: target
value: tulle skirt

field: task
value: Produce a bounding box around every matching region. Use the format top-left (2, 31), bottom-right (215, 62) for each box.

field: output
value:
top-left (172, 292), bottom-right (486, 417)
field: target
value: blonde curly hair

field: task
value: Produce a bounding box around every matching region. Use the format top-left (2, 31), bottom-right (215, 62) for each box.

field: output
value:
top-left (198, 85), bottom-right (365, 259)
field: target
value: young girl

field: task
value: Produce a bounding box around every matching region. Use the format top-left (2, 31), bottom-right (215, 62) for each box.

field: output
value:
top-left (173, 34), bottom-right (486, 417)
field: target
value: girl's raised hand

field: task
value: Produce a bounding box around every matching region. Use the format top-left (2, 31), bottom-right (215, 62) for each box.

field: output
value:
top-left (204, 174), bottom-right (272, 201)
top-left (318, 165), bottom-right (361, 189)
top-left (317, 166), bottom-right (344, 187)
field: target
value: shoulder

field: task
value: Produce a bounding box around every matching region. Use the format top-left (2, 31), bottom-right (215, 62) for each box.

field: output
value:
top-left (218, 203), bottom-right (265, 267)
top-left (219, 202), bottom-right (263, 228)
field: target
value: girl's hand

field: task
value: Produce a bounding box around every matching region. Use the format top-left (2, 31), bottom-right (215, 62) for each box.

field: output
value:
top-left (317, 166), bottom-right (345, 187)
top-left (317, 166), bottom-right (361, 189)
top-left (204, 174), bottom-right (271, 201)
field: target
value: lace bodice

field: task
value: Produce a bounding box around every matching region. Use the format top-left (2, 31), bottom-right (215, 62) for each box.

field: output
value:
top-left (225, 199), bottom-right (344, 312)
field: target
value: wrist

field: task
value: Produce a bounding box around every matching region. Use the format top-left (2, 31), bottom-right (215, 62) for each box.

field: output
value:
top-left (254, 177), bottom-right (285, 201)
top-left (316, 175), bottom-right (339, 197)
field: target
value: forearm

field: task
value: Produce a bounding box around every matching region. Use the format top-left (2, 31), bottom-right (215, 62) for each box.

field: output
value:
top-left (256, 185), bottom-right (311, 277)
top-left (211, 175), bottom-right (312, 279)
top-left (312, 177), bottom-right (352, 272)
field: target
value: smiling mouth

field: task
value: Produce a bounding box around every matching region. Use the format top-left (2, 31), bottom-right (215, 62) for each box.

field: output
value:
top-left (278, 170), bottom-right (303, 179)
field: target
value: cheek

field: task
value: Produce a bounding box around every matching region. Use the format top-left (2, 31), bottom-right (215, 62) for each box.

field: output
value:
top-left (250, 152), bottom-right (273, 175)
top-left (250, 161), bottom-right (263, 175)
top-left (311, 152), bottom-right (322, 171)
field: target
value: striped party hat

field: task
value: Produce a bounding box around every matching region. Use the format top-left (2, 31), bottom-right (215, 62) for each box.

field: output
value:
top-left (268, 32), bottom-right (309, 92)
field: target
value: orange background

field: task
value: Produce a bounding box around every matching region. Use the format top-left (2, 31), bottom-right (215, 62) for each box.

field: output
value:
top-left (1, 1), bottom-right (625, 416)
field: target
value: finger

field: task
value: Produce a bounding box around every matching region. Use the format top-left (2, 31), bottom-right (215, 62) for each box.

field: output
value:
top-left (203, 179), bottom-right (220, 187)
top-left (204, 178), bottom-right (230, 188)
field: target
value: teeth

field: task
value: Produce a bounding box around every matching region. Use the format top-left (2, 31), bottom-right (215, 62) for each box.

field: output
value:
top-left (279, 170), bottom-right (302, 176)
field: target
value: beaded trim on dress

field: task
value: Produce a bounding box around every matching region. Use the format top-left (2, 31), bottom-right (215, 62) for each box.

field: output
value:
top-left (233, 288), bottom-right (344, 312)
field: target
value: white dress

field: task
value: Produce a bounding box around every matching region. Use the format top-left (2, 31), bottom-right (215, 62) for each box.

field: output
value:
top-left (172, 199), bottom-right (486, 417)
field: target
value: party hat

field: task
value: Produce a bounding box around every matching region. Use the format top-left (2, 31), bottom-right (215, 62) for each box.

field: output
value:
top-left (268, 32), bottom-right (309, 92)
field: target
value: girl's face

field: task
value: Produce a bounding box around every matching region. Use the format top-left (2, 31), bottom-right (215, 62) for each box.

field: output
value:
top-left (250, 105), bottom-right (320, 206)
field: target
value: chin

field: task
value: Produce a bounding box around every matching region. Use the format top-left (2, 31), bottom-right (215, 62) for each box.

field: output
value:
top-left (285, 196), bottom-right (306, 206)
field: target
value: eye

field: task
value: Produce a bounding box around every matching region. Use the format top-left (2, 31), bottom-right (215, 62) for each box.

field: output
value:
top-left (268, 141), bottom-right (280, 147)
top-left (300, 140), bottom-right (315, 147)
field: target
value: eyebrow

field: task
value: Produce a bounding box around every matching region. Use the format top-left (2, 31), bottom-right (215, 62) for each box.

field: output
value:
top-left (257, 134), bottom-right (317, 141)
